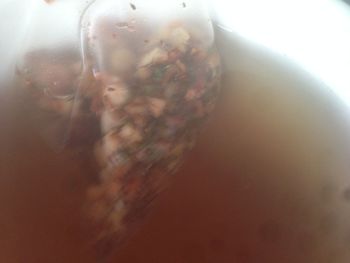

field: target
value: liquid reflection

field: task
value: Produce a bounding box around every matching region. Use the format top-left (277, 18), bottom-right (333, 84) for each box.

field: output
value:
top-left (211, 0), bottom-right (350, 106)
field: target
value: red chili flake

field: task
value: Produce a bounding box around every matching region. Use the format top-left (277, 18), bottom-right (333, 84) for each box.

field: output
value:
top-left (130, 3), bottom-right (136, 10)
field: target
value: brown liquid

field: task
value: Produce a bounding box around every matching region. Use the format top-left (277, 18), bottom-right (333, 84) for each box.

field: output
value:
top-left (1, 29), bottom-right (350, 263)
top-left (0, 86), bottom-right (98, 262)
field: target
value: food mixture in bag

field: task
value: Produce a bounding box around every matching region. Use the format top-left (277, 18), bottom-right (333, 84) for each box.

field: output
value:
top-left (16, 16), bottom-right (221, 255)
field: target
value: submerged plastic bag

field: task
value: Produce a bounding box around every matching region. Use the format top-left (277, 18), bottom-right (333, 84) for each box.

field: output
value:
top-left (0, 0), bottom-right (221, 261)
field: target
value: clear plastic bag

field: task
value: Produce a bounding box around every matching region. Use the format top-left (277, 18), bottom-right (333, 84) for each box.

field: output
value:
top-left (0, 0), bottom-right (221, 261)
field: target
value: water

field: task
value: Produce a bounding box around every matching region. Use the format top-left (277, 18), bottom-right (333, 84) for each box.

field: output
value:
top-left (1, 27), bottom-right (350, 263)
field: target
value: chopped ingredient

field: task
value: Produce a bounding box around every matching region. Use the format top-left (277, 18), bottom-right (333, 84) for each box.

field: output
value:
top-left (19, 19), bottom-right (221, 248)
